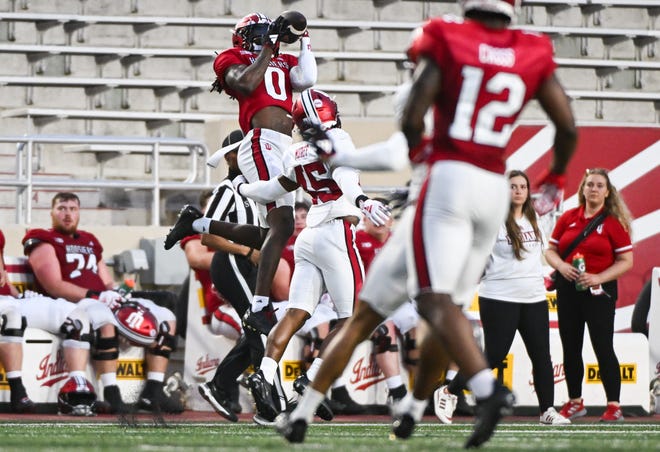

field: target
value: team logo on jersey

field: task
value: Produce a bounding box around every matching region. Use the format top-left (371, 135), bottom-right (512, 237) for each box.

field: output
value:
top-left (195, 354), bottom-right (221, 376)
top-left (35, 350), bottom-right (69, 387)
top-left (55, 237), bottom-right (64, 243)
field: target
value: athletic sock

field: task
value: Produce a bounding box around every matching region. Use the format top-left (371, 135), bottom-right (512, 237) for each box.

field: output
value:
top-left (306, 358), bottom-right (323, 381)
top-left (290, 387), bottom-right (325, 423)
top-left (260, 357), bottom-right (278, 384)
top-left (251, 295), bottom-right (270, 312)
top-left (467, 369), bottom-right (495, 399)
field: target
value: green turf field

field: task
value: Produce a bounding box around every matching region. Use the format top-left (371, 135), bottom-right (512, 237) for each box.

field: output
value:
top-left (0, 421), bottom-right (658, 451)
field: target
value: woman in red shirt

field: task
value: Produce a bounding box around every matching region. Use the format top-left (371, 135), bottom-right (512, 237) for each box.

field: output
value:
top-left (545, 168), bottom-right (633, 422)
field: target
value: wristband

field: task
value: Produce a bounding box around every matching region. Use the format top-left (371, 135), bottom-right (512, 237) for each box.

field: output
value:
top-left (85, 289), bottom-right (100, 299)
top-left (355, 194), bottom-right (368, 208)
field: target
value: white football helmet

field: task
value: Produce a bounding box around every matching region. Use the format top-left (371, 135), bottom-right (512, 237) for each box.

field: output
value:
top-left (460, 0), bottom-right (520, 21)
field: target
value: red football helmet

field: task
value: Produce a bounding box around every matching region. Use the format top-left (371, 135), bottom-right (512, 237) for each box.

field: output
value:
top-left (58, 375), bottom-right (97, 416)
top-left (114, 301), bottom-right (158, 346)
top-left (292, 89), bottom-right (340, 131)
top-left (232, 13), bottom-right (272, 51)
top-left (460, 0), bottom-right (520, 20)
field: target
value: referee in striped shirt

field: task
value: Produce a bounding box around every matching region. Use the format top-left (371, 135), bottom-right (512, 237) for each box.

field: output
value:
top-left (198, 129), bottom-right (287, 422)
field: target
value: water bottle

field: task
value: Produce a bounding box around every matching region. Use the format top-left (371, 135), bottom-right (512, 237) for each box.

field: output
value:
top-left (117, 278), bottom-right (135, 297)
top-left (572, 253), bottom-right (587, 291)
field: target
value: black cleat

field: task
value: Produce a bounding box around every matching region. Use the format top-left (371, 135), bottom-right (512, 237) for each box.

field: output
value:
top-left (138, 390), bottom-right (185, 414)
top-left (330, 386), bottom-right (366, 415)
top-left (102, 385), bottom-right (128, 414)
top-left (247, 370), bottom-right (279, 422)
top-left (11, 396), bottom-right (36, 414)
top-left (275, 412), bottom-right (308, 443)
top-left (198, 382), bottom-right (238, 422)
top-left (392, 412), bottom-right (415, 439)
top-left (292, 374), bottom-right (333, 421)
top-left (164, 204), bottom-right (203, 250)
top-left (464, 382), bottom-right (515, 449)
top-left (242, 305), bottom-right (277, 335)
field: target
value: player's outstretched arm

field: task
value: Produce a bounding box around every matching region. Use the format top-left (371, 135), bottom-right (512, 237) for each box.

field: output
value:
top-left (233, 174), bottom-right (298, 205)
top-left (290, 32), bottom-right (317, 90)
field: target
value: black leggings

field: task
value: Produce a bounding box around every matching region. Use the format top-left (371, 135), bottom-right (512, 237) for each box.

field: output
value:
top-left (208, 250), bottom-right (287, 409)
top-left (479, 297), bottom-right (555, 413)
top-left (209, 250), bottom-right (263, 388)
top-left (556, 282), bottom-right (620, 402)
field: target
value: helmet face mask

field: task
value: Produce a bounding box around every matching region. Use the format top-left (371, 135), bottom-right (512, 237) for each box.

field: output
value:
top-left (58, 376), bottom-right (97, 416)
top-left (232, 13), bottom-right (272, 51)
top-left (292, 89), bottom-right (341, 131)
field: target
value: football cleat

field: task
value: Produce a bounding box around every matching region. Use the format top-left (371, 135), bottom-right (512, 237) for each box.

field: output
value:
top-left (198, 382), bottom-right (238, 422)
top-left (11, 396), bottom-right (36, 414)
top-left (465, 381), bottom-right (515, 449)
top-left (138, 389), bottom-right (185, 414)
top-left (329, 386), bottom-right (366, 415)
top-left (292, 374), bottom-right (334, 421)
top-left (164, 204), bottom-right (203, 250)
top-left (391, 413), bottom-right (415, 439)
top-left (103, 385), bottom-right (128, 414)
top-left (242, 305), bottom-right (276, 335)
top-left (275, 412), bottom-right (308, 443)
top-left (247, 370), bottom-right (279, 422)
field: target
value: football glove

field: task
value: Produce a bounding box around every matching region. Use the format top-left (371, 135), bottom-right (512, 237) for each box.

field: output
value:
top-left (360, 199), bottom-right (391, 227)
top-left (301, 120), bottom-right (334, 156)
top-left (533, 170), bottom-right (566, 216)
top-left (98, 290), bottom-right (125, 311)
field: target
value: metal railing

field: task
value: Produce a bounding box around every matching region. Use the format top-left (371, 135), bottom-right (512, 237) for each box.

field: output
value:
top-left (0, 135), bottom-right (212, 226)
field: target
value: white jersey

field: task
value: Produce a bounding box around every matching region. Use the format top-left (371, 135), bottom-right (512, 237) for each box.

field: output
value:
top-left (479, 216), bottom-right (547, 303)
top-left (283, 128), bottom-right (361, 228)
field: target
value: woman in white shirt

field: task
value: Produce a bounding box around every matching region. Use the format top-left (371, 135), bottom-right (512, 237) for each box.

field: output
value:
top-left (479, 170), bottom-right (569, 425)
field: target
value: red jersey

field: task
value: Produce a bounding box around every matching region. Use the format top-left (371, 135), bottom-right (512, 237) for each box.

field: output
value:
top-left (549, 206), bottom-right (633, 274)
top-left (355, 230), bottom-right (390, 272)
top-left (22, 228), bottom-right (107, 295)
top-left (410, 16), bottom-right (555, 173)
top-left (180, 234), bottom-right (226, 321)
top-left (0, 230), bottom-right (11, 296)
top-left (214, 47), bottom-right (299, 133)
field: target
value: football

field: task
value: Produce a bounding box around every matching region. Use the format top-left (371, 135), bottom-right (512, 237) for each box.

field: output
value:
top-left (278, 10), bottom-right (307, 43)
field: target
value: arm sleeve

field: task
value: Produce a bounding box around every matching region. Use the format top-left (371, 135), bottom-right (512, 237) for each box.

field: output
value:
top-left (289, 36), bottom-right (317, 90)
top-left (332, 131), bottom-right (409, 171)
top-left (332, 166), bottom-right (366, 207)
top-left (239, 177), bottom-right (293, 204)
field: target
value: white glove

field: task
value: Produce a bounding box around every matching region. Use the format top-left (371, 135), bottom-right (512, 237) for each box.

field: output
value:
top-left (360, 199), bottom-right (391, 227)
top-left (231, 175), bottom-right (247, 194)
top-left (20, 290), bottom-right (41, 299)
top-left (98, 290), bottom-right (124, 311)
